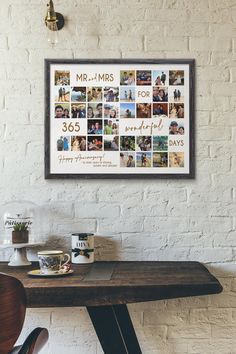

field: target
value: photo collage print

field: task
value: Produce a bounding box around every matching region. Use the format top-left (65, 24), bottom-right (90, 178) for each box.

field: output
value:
top-left (54, 69), bottom-right (186, 168)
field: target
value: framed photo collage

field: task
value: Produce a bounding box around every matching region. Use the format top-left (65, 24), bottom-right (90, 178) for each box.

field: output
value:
top-left (45, 59), bottom-right (194, 179)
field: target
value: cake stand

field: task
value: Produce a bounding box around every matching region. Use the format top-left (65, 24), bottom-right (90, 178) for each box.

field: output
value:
top-left (0, 241), bottom-right (45, 266)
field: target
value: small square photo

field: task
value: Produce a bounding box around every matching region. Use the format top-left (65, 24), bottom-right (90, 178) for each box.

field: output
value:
top-left (55, 71), bottom-right (70, 86)
top-left (153, 103), bottom-right (168, 117)
top-left (136, 70), bottom-right (152, 86)
top-left (87, 136), bottom-right (103, 151)
top-left (120, 136), bottom-right (135, 151)
top-left (153, 152), bottom-right (168, 167)
top-left (57, 136), bottom-right (70, 151)
top-left (153, 87), bottom-right (168, 102)
top-left (136, 103), bottom-right (151, 118)
top-left (71, 103), bottom-right (86, 118)
top-left (87, 103), bottom-right (103, 118)
top-left (136, 152), bottom-right (152, 167)
top-left (120, 71), bottom-right (135, 85)
top-left (169, 152), bottom-right (184, 167)
top-left (169, 121), bottom-right (184, 135)
top-left (71, 136), bottom-right (86, 151)
top-left (55, 103), bottom-right (70, 118)
top-left (169, 87), bottom-right (184, 102)
top-left (103, 103), bottom-right (119, 118)
top-left (136, 136), bottom-right (152, 151)
top-left (153, 136), bottom-right (168, 151)
top-left (87, 119), bottom-right (103, 135)
top-left (55, 86), bottom-right (70, 102)
top-left (104, 87), bottom-right (119, 102)
top-left (153, 71), bottom-right (168, 86)
top-left (120, 152), bottom-right (135, 167)
top-left (120, 103), bottom-right (136, 118)
top-left (104, 136), bottom-right (119, 151)
top-left (104, 119), bottom-right (119, 135)
top-left (120, 87), bottom-right (135, 102)
top-left (87, 87), bottom-right (103, 102)
top-left (169, 103), bottom-right (184, 118)
top-left (169, 70), bottom-right (184, 85)
top-left (71, 87), bottom-right (86, 102)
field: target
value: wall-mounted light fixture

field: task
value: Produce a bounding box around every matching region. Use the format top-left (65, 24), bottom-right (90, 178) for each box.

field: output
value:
top-left (45, 0), bottom-right (64, 47)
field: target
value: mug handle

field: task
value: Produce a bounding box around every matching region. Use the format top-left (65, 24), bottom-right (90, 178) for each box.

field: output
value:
top-left (61, 253), bottom-right (70, 267)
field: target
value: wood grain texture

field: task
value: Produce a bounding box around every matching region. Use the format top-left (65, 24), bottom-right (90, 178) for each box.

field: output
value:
top-left (0, 273), bottom-right (26, 354)
top-left (0, 273), bottom-right (48, 354)
top-left (0, 262), bottom-right (222, 307)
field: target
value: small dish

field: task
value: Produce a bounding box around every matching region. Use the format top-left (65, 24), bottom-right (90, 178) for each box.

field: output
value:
top-left (27, 269), bottom-right (74, 277)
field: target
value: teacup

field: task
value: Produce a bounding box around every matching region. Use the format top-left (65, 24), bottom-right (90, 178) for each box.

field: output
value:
top-left (38, 250), bottom-right (70, 274)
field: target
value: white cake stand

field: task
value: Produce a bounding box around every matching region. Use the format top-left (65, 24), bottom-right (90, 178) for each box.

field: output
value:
top-left (0, 242), bottom-right (45, 266)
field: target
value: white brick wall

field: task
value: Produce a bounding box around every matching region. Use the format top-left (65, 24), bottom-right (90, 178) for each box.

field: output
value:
top-left (1, 0), bottom-right (236, 353)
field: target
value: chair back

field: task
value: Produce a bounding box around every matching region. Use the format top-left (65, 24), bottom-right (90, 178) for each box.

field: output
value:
top-left (0, 273), bottom-right (26, 354)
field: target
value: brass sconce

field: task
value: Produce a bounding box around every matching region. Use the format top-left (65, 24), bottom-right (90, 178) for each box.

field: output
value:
top-left (45, 0), bottom-right (64, 46)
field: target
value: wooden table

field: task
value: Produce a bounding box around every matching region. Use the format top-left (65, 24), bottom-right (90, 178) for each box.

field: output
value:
top-left (0, 261), bottom-right (222, 354)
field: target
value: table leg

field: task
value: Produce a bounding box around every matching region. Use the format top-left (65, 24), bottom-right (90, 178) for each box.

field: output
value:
top-left (87, 304), bottom-right (142, 354)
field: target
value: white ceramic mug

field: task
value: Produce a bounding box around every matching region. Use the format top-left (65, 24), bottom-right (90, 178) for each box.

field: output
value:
top-left (71, 233), bottom-right (94, 264)
top-left (38, 250), bottom-right (70, 274)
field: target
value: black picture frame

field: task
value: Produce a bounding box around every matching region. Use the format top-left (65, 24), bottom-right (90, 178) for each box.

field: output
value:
top-left (45, 59), bottom-right (195, 179)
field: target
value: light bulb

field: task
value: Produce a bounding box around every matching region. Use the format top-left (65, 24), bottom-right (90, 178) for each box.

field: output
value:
top-left (46, 21), bottom-right (59, 47)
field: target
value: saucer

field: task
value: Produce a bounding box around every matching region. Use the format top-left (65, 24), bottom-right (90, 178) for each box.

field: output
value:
top-left (27, 269), bottom-right (74, 277)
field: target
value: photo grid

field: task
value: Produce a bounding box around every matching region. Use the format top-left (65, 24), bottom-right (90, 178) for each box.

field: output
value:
top-left (54, 69), bottom-right (186, 168)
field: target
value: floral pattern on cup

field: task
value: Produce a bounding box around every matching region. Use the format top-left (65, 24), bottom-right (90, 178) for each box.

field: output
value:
top-left (38, 250), bottom-right (70, 274)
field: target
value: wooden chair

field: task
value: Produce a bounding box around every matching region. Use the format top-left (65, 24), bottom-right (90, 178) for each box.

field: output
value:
top-left (0, 273), bottom-right (48, 354)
